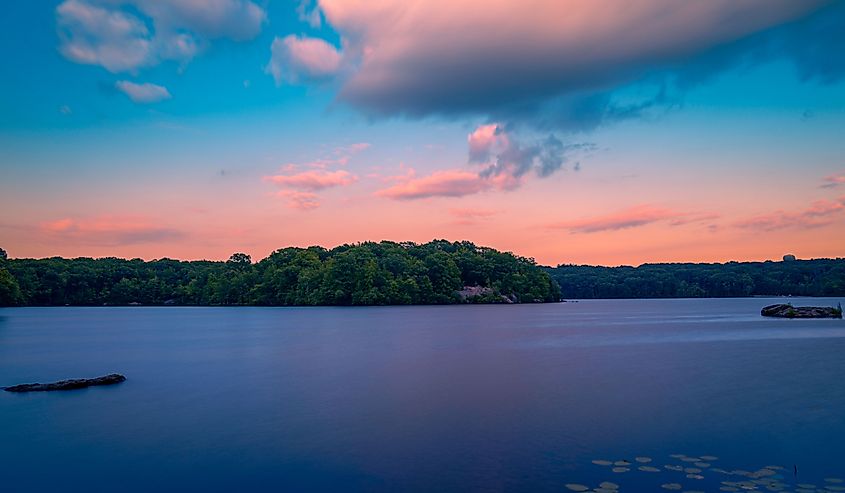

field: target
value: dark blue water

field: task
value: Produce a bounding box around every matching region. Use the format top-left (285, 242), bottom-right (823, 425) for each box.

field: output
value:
top-left (1, 298), bottom-right (844, 492)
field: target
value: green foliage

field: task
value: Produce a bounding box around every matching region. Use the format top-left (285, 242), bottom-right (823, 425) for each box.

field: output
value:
top-left (546, 259), bottom-right (845, 298)
top-left (227, 253), bottom-right (252, 266)
top-left (0, 267), bottom-right (22, 306)
top-left (3, 241), bottom-right (560, 306)
top-left (0, 247), bottom-right (21, 306)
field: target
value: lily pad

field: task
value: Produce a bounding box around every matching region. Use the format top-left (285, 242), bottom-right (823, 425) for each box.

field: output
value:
top-left (565, 484), bottom-right (590, 492)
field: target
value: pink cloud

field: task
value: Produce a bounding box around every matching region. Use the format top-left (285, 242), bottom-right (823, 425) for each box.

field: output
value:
top-left (318, 0), bottom-right (822, 119)
top-left (549, 205), bottom-right (684, 233)
top-left (735, 197), bottom-right (845, 231)
top-left (376, 170), bottom-right (489, 200)
top-left (668, 212), bottom-right (722, 227)
top-left (264, 145), bottom-right (366, 210)
top-left (372, 164), bottom-right (416, 183)
top-left (376, 168), bottom-right (524, 200)
top-left (466, 123), bottom-right (587, 180)
top-left (284, 142), bottom-right (370, 169)
top-left (820, 173), bottom-right (845, 188)
top-left (468, 123), bottom-right (508, 163)
top-left (266, 34), bottom-right (342, 85)
top-left (449, 207), bottom-right (498, 226)
top-left (277, 191), bottom-right (320, 210)
top-left (39, 216), bottom-right (183, 245)
top-left (263, 169), bottom-right (358, 191)
top-left (450, 208), bottom-right (497, 219)
top-left (345, 142), bottom-right (370, 153)
top-left (401, 124), bottom-right (591, 203)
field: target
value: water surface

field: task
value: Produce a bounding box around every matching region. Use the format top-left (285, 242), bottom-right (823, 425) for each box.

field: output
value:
top-left (1, 298), bottom-right (844, 492)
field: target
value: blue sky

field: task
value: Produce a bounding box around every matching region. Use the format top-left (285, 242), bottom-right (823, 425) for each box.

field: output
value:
top-left (1, 1), bottom-right (844, 265)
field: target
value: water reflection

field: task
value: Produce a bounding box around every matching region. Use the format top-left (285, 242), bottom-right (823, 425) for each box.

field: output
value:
top-left (0, 299), bottom-right (843, 492)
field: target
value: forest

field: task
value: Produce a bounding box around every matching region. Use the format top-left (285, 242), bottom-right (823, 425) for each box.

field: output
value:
top-left (0, 241), bottom-right (560, 306)
top-left (2, 244), bottom-right (843, 306)
top-left (546, 258), bottom-right (845, 298)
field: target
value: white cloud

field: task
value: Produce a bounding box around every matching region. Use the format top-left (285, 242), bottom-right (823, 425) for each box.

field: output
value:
top-left (56, 0), bottom-right (266, 73)
top-left (115, 80), bottom-right (172, 103)
top-left (297, 0), bottom-right (323, 28)
top-left (266, 35), bottom-right (342, 85)
top-left (136, 0), bottom-right (266, 41)
top-left (57, 0), bottom-right (153, 72)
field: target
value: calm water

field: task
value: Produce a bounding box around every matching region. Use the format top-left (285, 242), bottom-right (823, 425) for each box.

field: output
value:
top-left (1, 298), bottom-right (844, 492)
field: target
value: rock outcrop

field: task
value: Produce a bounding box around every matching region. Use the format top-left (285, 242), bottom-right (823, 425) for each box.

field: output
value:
top-left (761, 304), bottom-right (842, 319)
top-left (457, 285), bottom-right (494, 300)
top-left (3, 373), bottom-right (126, 392)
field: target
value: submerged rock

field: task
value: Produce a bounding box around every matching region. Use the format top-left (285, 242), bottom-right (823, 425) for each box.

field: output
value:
top-left (3, 373), bottom-right (126, 392)
top-left (761, 303), bottom-right (842, 319)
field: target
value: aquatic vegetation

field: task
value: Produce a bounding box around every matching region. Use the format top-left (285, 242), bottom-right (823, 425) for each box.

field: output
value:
top-left (575, 453), bottom-right (844, 492)
top-left (565, 484), bottom-right (590, 491)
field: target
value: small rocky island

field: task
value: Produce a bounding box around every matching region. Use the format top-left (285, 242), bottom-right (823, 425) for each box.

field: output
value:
top-left (3, 373), bottom-right (126, 392)
top-left (761, 303), bottom-right (842, 319)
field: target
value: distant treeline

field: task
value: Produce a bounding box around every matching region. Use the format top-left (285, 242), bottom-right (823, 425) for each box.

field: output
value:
top-left (546, 259), bottom-right (845, 299)
top-left (3, 244), bottom-right (843, 306)
top-left (0, 241), bottom-right (560, 306)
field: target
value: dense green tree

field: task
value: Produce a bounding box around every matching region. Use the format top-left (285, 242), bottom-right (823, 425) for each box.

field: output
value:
top-left (227, 253), bottom-right (252, 267)
top-left (0, 247), bottom-right (21, 306)
top-left (546, 259), bottom-right (845, 299)
top-left (2, 242), bottom-right (560, 306)
top-left (6, 245), bottom-right (839, 306)
top-left (0, 268), bottom-right (21, 306)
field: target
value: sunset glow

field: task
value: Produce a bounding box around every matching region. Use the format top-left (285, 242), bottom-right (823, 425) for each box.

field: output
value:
top-left (2, 1), bottom-right (844, 265)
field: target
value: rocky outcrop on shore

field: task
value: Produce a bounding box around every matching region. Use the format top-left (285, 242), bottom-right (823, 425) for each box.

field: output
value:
top-left (457, 285), bottom-right (518, 304)
top-left (761, 303), bottom-right (842, 319)
top-left (3, 373), bottom-right (126, 392)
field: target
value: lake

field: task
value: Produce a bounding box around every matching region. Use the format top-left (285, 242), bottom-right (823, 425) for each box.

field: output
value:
top-left (1, 298), bottom-right (844, 492)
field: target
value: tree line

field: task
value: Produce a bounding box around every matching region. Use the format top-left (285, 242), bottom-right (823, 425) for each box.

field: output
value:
top-left (545, 259), bottom-right (845, 299)
top-left (3, 243), bottom-right (843, 306)
top-left (0, 241), bottom-right (560, 306)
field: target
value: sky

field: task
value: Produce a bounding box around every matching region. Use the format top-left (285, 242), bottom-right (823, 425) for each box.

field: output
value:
top-left (1, 0), bottom-right (844, 266)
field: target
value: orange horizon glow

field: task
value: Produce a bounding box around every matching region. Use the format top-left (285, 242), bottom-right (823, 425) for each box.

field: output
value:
top-left (2, 1), bottom-right (844, 267)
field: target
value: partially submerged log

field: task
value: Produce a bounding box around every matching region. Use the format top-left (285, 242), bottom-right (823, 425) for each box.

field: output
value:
top-left (3, 373), bottom-right (126, 392)
top-left (761, 303), bottom-right (842, 319)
